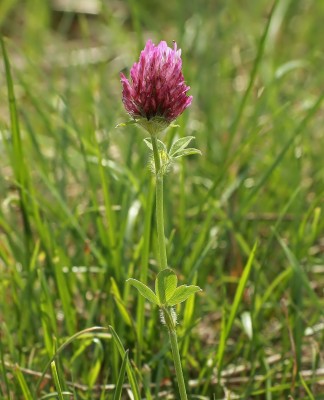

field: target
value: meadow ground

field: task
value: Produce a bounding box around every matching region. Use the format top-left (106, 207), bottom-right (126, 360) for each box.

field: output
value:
top-left (0, 0), bottom-right (323, 398)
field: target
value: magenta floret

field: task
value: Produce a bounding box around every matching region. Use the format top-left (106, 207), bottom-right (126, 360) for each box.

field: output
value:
top-left (121, 40), bottom-right (192, 131)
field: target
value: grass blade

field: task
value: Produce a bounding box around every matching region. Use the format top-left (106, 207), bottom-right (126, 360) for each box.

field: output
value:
top-left (14, 365), bottom-right (33, 400)
top-left (50, 361), bottom-right (65, 400)
top-left (35, 326), bottom-right (109, 395)
top-left (113, 350), bottom-right (129, 400)
top-left (109, 325), bottom-right (141, 400)
top-left (218, 242), bottom-right (257, 370)
top-left (1, 36), bottom-right (32, 258)
top-left (136, 177), bottom-right (154, 365)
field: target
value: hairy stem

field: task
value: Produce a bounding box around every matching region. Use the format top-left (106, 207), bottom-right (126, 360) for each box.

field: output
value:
top-left (151, 136), bottom-right (188, 399)
top-left (163, 308), bottom-right (188, 400)
top-left (151, 136), bottom-right (168, 270)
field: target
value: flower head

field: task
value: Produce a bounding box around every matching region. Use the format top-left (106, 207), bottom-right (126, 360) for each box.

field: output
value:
top-left (120, 40), bottom-right (192, 135)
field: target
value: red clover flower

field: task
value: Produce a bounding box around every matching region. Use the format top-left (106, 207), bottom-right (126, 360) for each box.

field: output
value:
top-left (120, 40), bottom-right (193, 135)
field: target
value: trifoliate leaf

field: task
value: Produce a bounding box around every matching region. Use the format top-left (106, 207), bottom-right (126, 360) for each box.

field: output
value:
top-left (167, 285), bottom-right (202, 306)
top-left (169, 136), bottom-right (195, 157)
top-left (155, 269), bottom-right (178, 305)
top-left (127, 279), bottom-right (158, 305)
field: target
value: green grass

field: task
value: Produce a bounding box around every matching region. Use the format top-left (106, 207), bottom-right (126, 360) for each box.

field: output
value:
top-left (1, 0), bottom-right (324, 398)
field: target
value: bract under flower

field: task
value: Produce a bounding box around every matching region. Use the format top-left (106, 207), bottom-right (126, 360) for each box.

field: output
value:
top-left (121, 40), bottom-right (192, 135)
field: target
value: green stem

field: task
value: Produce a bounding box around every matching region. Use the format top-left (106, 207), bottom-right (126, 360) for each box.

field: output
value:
top-left (164, 309), bottom-right (188, 400)
top-left (151, 136), bottom-right (187, 399)
top-left (151, 136), bottom-right (168, 270)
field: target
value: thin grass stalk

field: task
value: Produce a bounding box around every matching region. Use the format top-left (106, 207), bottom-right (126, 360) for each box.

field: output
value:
top-left (51, 361), bottom-right (65, 400)
top-left (136, 177), bottom-right (154, 365)
top-left (1, 37), bottom-right (32, 261)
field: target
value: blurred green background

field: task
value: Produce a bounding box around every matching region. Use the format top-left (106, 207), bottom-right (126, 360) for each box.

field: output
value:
top-left (0, 0), bottom-right (323, 398)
